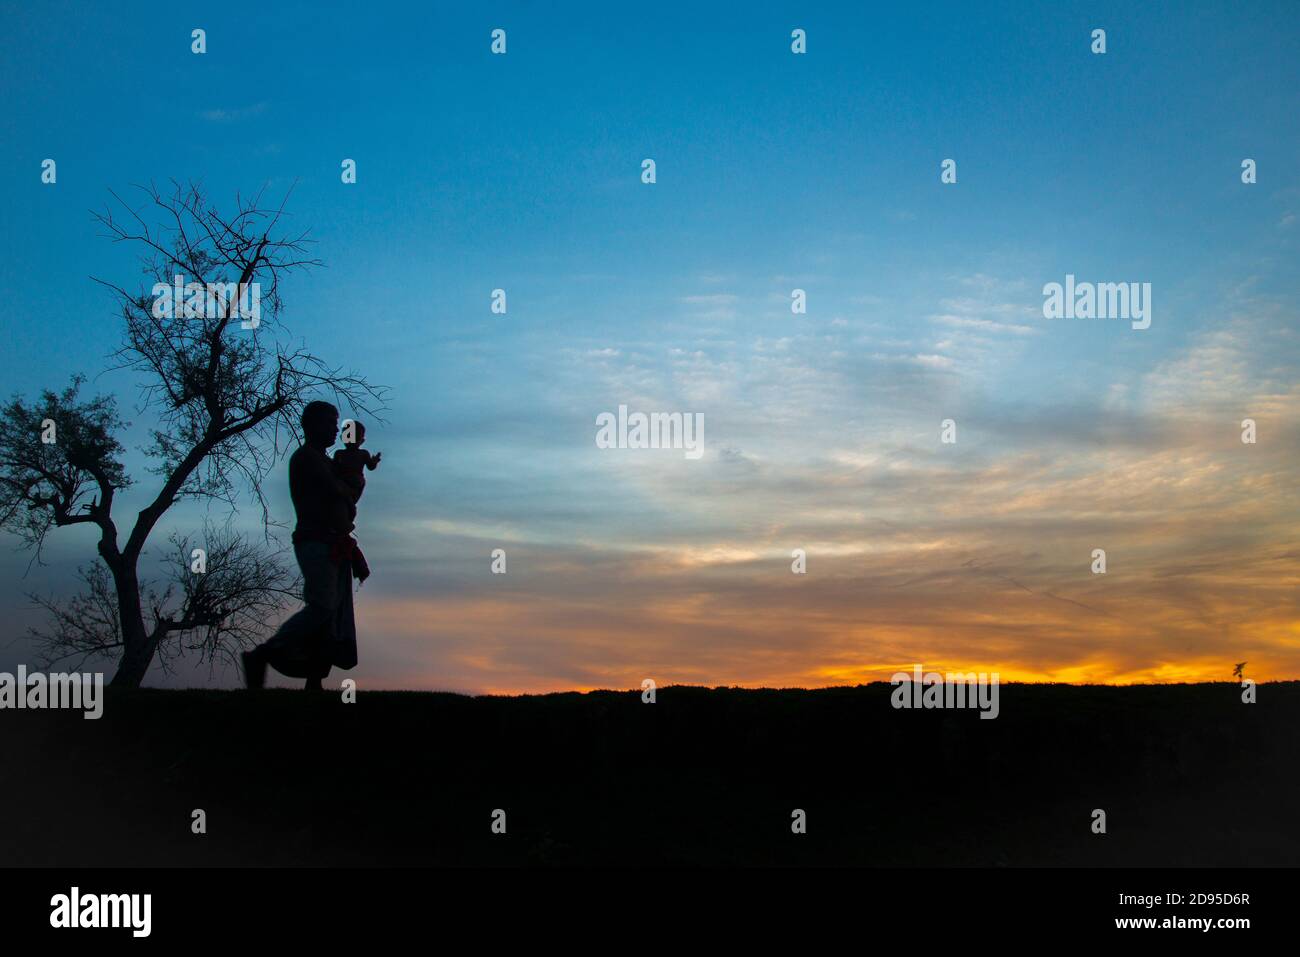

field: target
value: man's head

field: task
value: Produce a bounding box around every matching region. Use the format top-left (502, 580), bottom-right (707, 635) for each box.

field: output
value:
top-left (301, 400), bottom-right (339, 448)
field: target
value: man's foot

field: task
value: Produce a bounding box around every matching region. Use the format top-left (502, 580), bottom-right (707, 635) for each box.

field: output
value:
top-left (242, 649), bottom-right (266, 690)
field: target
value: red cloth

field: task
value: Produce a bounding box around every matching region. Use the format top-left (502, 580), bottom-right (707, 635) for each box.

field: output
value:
top-left (330, 533), bottom-right (370, 583)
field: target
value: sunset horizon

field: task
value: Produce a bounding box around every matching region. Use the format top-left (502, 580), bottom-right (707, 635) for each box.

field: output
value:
top-left (2, 0), bottom-right (1296, 926)
top-left (2, 2), bottom-right (1296, 695)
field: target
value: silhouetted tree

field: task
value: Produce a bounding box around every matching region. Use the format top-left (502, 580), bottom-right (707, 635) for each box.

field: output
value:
top-left (0, 181), bottom-right (386, 686)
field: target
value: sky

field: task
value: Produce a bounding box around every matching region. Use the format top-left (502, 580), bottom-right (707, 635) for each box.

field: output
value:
top-left (0, 0), bottom-right (1297, 692)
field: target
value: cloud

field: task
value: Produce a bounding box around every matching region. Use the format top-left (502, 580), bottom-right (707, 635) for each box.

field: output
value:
top-left (199, 102), bottom-right (269, 122)
top-left (331, 273), bottom-right (1299, 692)
top-left (871, 352), bottom-right (956, 369)
top-left (680, 294), bottom-right (738, 305)
top-left (932, 314), bottom-right (1038, 335)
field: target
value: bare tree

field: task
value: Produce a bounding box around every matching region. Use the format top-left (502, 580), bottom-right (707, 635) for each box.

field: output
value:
top-left (24, 520), bottom-right (302, 680)
top-left (0, 181), bottom-right (386, 686)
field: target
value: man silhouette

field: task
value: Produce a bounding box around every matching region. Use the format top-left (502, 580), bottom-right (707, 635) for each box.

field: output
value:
top-left (242, 401), bottom-right (360, 691)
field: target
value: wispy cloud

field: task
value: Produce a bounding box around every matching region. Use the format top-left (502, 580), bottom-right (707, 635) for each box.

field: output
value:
top-left (199, 102), bottom-right (269, 122)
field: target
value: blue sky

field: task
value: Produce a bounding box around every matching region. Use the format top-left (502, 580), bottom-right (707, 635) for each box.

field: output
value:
top-left (1, 1), bottom-right (1297, 690)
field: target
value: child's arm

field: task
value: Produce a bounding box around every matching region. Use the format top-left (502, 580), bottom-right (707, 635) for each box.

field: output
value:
top-left (366, 451), bottom-right (382, 470)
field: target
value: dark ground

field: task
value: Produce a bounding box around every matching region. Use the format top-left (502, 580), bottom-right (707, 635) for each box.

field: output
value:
top-left (2, 682), bottom-right (1296, 866)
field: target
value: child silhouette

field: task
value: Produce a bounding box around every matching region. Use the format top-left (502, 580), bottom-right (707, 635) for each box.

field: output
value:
top-left (333, 419), bottom-right (382, 509)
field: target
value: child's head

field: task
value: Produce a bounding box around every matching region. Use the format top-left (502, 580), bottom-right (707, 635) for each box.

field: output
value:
top-left (342, 419), bottom-right (366, 448)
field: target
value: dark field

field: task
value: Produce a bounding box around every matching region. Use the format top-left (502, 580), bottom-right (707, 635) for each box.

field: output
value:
top-left (3, 682), bottom-right (1297, 866)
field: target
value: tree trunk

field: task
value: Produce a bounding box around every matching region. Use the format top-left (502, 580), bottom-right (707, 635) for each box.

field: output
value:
top-left (108, 560), bottom-right (156, 688)
top-left (110, 632), bottom-right (159, 688)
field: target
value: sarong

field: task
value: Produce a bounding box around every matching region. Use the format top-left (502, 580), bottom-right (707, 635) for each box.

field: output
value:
top-left (260, 540), bottom-right (358, 679)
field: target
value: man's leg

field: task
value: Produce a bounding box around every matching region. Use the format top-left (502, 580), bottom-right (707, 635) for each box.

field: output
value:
top-left (301, 570), bottom-right (341, 690)
top-left (304, 636), bottom-right (331, 691)
top-left (243, 599), bottom-right (332, 687)
top-left (244, 543), bottom-right (339, 687)
top-left (241, 648), bottom-right (267, 690)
